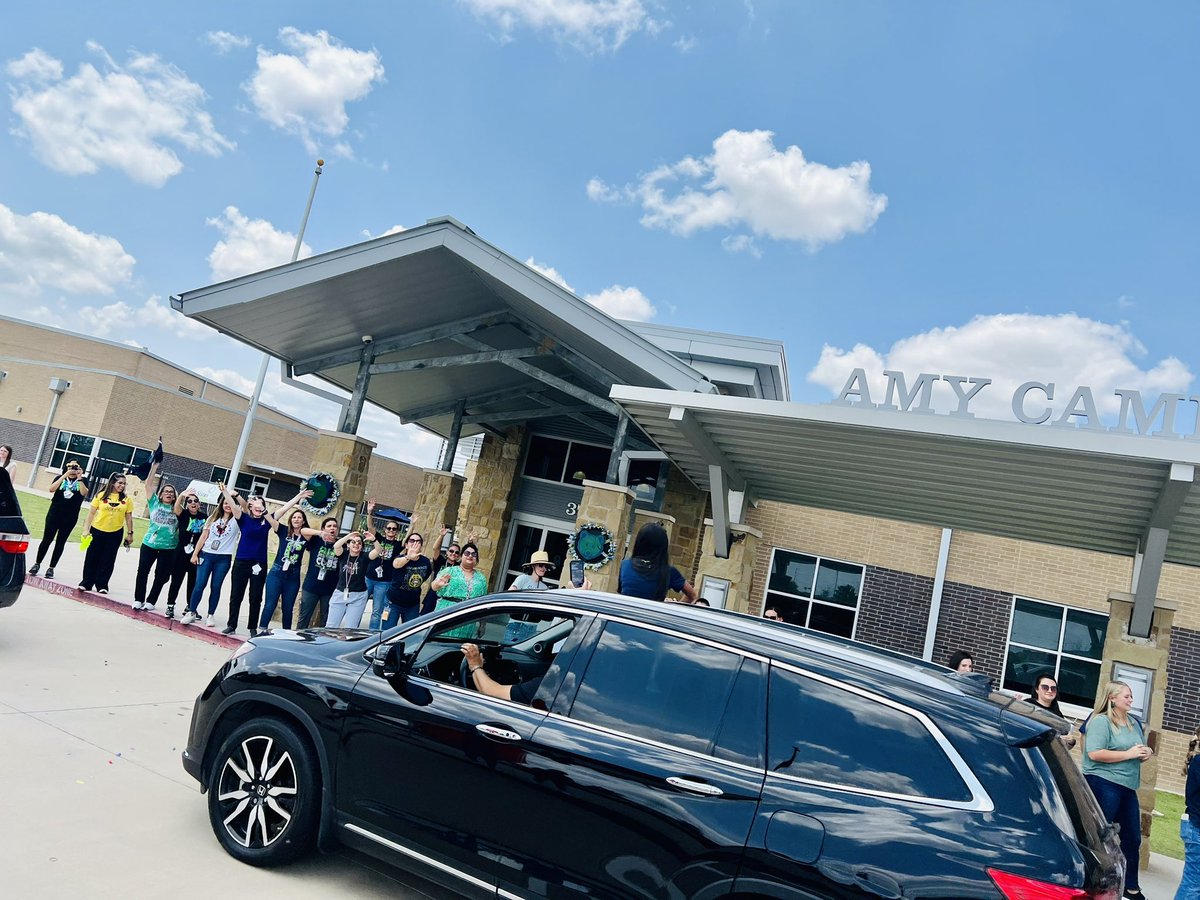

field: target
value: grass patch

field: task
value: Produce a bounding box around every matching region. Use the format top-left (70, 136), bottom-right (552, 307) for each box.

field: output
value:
top-left (17, 489), bottom-right (150, 546)
top-left (1152, 790), bottom-right (1185, 860)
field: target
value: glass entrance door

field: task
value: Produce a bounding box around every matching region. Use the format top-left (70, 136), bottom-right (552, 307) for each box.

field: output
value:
top-left (500, 520), bottom-right (571, 590)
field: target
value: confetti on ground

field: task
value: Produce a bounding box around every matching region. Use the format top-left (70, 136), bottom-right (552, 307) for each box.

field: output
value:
top-left (75, 780), bottom-right (85, 785)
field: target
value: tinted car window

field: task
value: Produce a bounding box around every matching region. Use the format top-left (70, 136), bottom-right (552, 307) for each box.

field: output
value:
top-left (713, 658), bottom-right (766, 768)
top-left (569, 621), bottom-right (741, 754)
top-left (768, 668), bottom-right (971, 801)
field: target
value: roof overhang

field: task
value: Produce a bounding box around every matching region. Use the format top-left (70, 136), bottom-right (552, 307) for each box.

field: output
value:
top-left (172, 218), bottom-right (713, 440)
top-left (611, 385), bottom-right (1200, 567)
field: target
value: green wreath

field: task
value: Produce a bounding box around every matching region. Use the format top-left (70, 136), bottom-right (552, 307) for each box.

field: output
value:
top-left (568, 522), bottom-right (616, 569)
top-left (299, 472), bottom-right (341, 516)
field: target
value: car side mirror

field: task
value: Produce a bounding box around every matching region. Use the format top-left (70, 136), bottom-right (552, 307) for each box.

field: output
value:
top-left (372, 642), bottom-right (407, 679)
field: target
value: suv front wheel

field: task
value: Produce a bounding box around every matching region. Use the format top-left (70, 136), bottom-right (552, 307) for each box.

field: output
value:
top-left (206, 718), bottom-right (318, 866)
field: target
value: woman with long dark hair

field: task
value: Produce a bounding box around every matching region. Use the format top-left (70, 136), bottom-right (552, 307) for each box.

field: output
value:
top-left (180, 483), bottom-right (242, 626)
top-left (1026, 671), bottom-right (1077, 749)
top-left (133, 460), bottom-right (177, 611)
top-left (146, 486), bottom-right (203, 619)
top-left (430, 540), bottom-right (488, 609)
top-left (617, 522), bottom-right (697, 603)
top-left (1083, 681), bottom-right (1153, 900)
top-left (0, 444), bottom-right (15, 478)
top-left (256, 490), bottom-right (314, 635)
top-left (79, 472), bottom-right (134, 593)
top-left (29, 459), bottom-right (89, 579)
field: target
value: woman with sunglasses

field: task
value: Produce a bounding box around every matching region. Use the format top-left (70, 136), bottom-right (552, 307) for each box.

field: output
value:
top-left (29, 460), bottom-right (89, 579)
top-left (363, 501), bottom-right (404, 629)
top-left (1026, 671), bottom-right (1078, 749)
top-left (326, 531), bottom-right (369, 627)
top-left (181, 483), bottom-right (242, 626)
top-left (385, 531), bottom-right (433, 626)
top-left (256, 491), bottom-right (314, 635)
top-left (133, 460), bottom-right (178, 611)
top-left (146, 486), bottom-right (204, 618)
top-left (79, 472), bottom-right (134, 594)
top-left (420, 525), bottom-right (457, 615)
top-left (430, 541), bottom-right (488, 609)
top-left (297, 517), bottom-right (341, 629)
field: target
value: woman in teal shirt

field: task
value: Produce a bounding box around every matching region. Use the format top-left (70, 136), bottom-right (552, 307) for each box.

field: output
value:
top-left (134, 467), bottom-right (178, 611)
top-left (1083, 681), bottom-right (1153, 900)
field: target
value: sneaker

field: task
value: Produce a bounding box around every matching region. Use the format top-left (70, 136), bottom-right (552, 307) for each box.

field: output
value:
top-left (205, 615), bottom-right (215, 627)
top-left (221, 626), bottom-right (236, 635)
top-left (132, 601), bottom-right (145, 610)
top-left (97, 588), bottom-right (108, 595)
top-left (180, 611), bottom-right (197, 625)
top-left (165, 605), bottom-right (175, 620)
top-left (144, 602), bottom-right (155, 611)
top-left (28, 563), bottom-right (39, 576)
top-left (45, 568), bottom-right (55, 579)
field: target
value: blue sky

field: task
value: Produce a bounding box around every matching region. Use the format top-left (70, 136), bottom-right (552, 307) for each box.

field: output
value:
top-left (2, 1), bottom-right (1198, 464)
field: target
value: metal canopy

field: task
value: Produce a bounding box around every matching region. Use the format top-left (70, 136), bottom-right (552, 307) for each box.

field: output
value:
top-left (611, 386), bottom-right (1200, 568)
top-left (172, 218), bottom-right (713, 441)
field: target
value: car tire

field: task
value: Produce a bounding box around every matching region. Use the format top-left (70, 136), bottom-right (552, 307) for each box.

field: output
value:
top-left (206, 718), bottom-right (318, 867)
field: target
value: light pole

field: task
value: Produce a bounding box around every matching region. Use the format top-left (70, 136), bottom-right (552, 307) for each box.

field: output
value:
top-left (28, 377), bottom-right (70, 487)
top-left (227, 159), bottom-right (324, 490)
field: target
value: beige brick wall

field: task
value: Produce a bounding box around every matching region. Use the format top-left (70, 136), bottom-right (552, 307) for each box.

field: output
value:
top-left (0, 359), bottom-right (115, 439)
top-left (1155, 563), bottom-right (1200, 631)
top-left (366, 456), bottom-right (424, 513)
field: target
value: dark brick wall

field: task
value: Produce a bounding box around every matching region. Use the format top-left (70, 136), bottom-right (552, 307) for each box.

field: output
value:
top-left (856, 565), bottom-right (936, 657)
top-left (931, 580), bottom-right (1014, 681)
top-left (0, 417), bottom-right (59, 466)
top-left (157, 452), bottom-right (212, 489)
top-left (1165, 625), bottom-right (1200, 733)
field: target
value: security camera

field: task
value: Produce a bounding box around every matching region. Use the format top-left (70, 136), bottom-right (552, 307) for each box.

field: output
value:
top-left (362, 335), bottom-right (373, 344)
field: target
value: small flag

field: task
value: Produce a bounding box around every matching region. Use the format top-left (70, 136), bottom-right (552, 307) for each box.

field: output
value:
top-left (131, 439), bottom-right (163, 480)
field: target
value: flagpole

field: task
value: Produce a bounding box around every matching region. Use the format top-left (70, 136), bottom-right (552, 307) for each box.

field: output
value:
top-left (227, 159), bottom-right (324, 492)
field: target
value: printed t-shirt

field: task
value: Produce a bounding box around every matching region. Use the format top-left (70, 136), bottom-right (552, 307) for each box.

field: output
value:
top-left (387, 555), bottom-right (432, 607)
top-left (201, 517), bottom-right (241, 556)
top-left (235, 514), bottom-right (271, 562)
top-left (617, 559), bottom-right (685, 601)
top-left (336, 553), bottom-right (368, 593)
top-left (510, 573), bottom-right (552, 591)
top-left (368, 537), bottom-right (403, 582)
top-left (272, 524), bottom-right (307, 572)
top-left (91, 493), bottom-right (133, 533)
top-left (143, 495), bottom-right (179, 550)
top-left (303, 537), bottom-right (339, 596)
top-left (176, 510), bottom-right (206, 554)
top-left (1082, 715), bottom-right (1145, 790)
top-left (50, 478), bottom-right (88, 516)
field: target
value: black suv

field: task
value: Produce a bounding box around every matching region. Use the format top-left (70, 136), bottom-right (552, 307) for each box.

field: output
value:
top-left (0, 468), bottom-right (29, 608)
top-left (183, 592), bottom-right (1122, 899)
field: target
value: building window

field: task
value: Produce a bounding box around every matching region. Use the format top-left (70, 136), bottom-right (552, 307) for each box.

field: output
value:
top-left (1002, 597), bottom-right (1107, 710)
top-left (50, 432), bottom-right (96, 470)
top-left (522, 435), bottom-right (610, 486)
top-left (762, 548), bottom-right (864, 639)
top-left (210, 467), bottom-right (270, 497)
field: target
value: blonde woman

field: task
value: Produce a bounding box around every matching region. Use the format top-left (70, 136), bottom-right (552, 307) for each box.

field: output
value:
top-left (1083, 681), bottom-right (1152, 900)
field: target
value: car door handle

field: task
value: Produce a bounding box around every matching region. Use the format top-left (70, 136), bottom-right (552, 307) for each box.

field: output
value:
top-left (666, 776), bottom-right (724, 796)
top-left (476, 723), bottom-right (522, 742)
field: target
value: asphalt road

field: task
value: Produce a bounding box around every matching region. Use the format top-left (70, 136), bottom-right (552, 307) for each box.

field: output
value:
top-left (0, 584), bottom-right (445, 899)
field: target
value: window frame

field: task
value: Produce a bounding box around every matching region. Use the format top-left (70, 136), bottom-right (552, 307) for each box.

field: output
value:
top-left (520, 434), bottom-right (611, 488)
top-left (761, 546), bottom-right (866, 639)
top-left (1002, 595), bottom-right (1108, 718)
top-left (49, 431), bottom-right (98, 471)
top-left (766, 660), bottom-right (993, 812)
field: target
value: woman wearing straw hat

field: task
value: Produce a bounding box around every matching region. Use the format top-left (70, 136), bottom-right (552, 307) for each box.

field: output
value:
top-left (508, 550), bottom-right (556, 591)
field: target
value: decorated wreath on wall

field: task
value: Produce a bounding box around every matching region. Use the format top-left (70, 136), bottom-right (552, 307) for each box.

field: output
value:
top-left (299, 472), bottom-right (341, 516)
top-left (568, 522), bottom-right (617, 569)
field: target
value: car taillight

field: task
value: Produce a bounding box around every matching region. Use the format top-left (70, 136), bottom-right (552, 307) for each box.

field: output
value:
top-left (0, 537), bottom-right (29, 553)
top-left (987, 868), bottom-right (1117, 900)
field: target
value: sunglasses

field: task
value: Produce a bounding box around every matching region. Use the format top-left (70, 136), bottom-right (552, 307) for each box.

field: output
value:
top-left (764, 614), bottom-right (780, 621)
top-left (385, 526), bottom-right (399, 532)
top-left (447, 548), bottom-right (461, 555)
top-left (461, 550), bottom-right (478, 558)
top-left (1038, 685), bottom-right (1058, 692)
top-left (407, 537), bottom-right (422, 543)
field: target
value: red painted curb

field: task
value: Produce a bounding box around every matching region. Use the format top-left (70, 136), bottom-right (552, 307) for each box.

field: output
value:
top-left (25, 575), bottom-right (244, 651)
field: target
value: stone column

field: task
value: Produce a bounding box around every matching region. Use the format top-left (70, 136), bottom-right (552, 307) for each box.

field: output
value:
top-left (661, 464), bottom-right (709, 581)
top-left (573, 480), bottom-right (637, 594)
top-left (310, 430), bottom-right (376, 529)
top-left (1102, 591), bottom-right (1177, 872)
top-left (458, 427), bottom-right (525, 589)
top-left (694, 519), bottom-right (762, 612)
top-left (631, 510), bottom-right (675, 549)
top-left (409, 468), bottom-right (466, 543)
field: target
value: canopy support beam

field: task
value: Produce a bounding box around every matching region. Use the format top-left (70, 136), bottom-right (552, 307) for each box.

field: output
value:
top-left (1131, 462), bottom-right (1194, 637)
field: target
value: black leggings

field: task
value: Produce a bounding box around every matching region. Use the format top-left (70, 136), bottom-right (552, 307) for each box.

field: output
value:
top-left (35, 506), bottom-right (80, 568)
top-left (148, 548), bottom-right (196, 609)
top-left (135, 546), bottom-right (175, 605)
top-left (81, 528), bottom-right (123, 591)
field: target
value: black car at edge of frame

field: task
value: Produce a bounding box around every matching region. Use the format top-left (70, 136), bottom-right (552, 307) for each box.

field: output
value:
top-left (0, 467), bottom-right (30, 608)
top-left (183, 591), bottom-right (1124, 899)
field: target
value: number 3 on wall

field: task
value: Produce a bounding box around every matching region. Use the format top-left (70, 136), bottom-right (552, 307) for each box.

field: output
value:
top-left (565, 501), bottom-right (578, 517)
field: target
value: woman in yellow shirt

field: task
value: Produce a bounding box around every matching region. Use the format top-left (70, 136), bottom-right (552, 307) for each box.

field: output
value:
top-left (80, 473), bottom-right (134, 594)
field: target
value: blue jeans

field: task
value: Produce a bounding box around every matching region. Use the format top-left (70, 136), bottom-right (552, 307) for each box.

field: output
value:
top-left (366, 577), bottom-right (391, 629)
top-left (260, 564), bottom-right (302, 630)
top-left (1086, 774), bottom-right (1141, 891)
top-left (1179, 816), bottom-right (1200, 900)
top-left (188, 552), bottom-right (232, 616)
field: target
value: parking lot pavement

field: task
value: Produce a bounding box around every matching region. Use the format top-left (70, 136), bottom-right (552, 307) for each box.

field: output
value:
top-left (0, 586), bottom-right (441, 899)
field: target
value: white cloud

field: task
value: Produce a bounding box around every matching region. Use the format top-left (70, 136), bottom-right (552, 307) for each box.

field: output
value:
top-left (721, 234), bottom-right (762, 258)
top-left (590, 129), bottom-right (887, 250)
top-left (583, 285), bottom-right (656, 321)
top-left (461, 0), bottom-right (659, 53)
top-left (0, 203), bottom-right (135, 296)
top-left (28, 296), bottom-right (213, 341)
top-left (245, 28), bottom-right (385, 154)
top-left (206, 206), bottom-right (311, 282)
top-left (673, 35), bottom-right (697, 53)
top-left (807, 313), bottom-right (1192, 423)
top-left (524, 257), bottom-right (575, 292)
top-left (6, 43), bottom-right (233, 187)
top-left (203, 31), bottom-right (251, 54)
top-left (361, 223), bottom-right (408, 239)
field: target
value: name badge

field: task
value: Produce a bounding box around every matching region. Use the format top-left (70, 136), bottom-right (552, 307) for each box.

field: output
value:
top-left (251, 564), bottom-right (262, 576)
top-left (375, 566), bottom-right (384, 579)
top-left (318, 569), bottom-right (326, 581)
top-left (184, 543), bottom-right (195, 554)
top-left (282, 560), bottom-right (291, 572)
top-left (63, 490), bottom-right (74, 499)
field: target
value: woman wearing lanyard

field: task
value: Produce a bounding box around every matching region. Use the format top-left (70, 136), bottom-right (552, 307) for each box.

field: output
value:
top-left (256, 490), bottom-right (314, 635)
top-left (147, 487), bottom-right (204, 619)
top-left (296, 517), bottom-right (340, 629)
top-left (326, 531), bottom-right (369, 628)
top-left (223, 488), bottom-right (310, 636)
top-left (29, 460), bottom-right (89, 579)
top-left (133, 459), bottom-right (177, 611)
top-left (181, 484), bottom-right (242, 626)
top-left (79, 473), bottom-right (134, 594)
top-left (386, 531), bottom-right (433, 626)
top-left (364, 503), bottom-right (404, 629)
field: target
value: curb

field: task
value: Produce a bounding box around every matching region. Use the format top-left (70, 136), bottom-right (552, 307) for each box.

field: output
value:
top-left (26, 575), bottom-right (244, 651)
